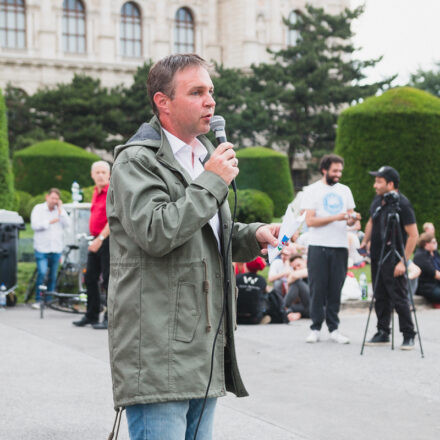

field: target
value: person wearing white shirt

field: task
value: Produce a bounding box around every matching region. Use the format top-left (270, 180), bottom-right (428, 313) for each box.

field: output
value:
top-left (302, 155), bottom-right (359, 344)
top-left (30, 188), bottom-right (70, 307)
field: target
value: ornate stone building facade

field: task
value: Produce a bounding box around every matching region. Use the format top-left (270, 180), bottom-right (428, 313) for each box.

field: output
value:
top-left (0, 0), bottom-right (349, 93)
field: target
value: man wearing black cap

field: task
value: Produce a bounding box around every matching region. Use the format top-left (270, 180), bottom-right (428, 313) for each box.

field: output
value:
top-left (360, 166), bottom-right (418, 350)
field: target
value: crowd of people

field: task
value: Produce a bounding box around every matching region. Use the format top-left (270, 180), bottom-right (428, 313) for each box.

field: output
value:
top-left (235, 159), bottom-right (440, 352)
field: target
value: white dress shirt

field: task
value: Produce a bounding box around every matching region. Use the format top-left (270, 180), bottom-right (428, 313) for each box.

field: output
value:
top-left (163, 129), bottom-right (221, 248)
top-left (31, 202), bottom-right (71, 253)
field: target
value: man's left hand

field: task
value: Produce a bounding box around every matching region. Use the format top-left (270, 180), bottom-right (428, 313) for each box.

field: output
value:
top-left (88, 238), bottom-right (102, 253)
top-left (394, 260), bottom-right (406, 277)
top-left (256, 224), bottom-right (280, 255)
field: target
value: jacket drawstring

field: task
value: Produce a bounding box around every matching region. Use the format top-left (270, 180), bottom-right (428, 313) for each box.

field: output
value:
top-left (108, 407), bottom-right (125, 440)
top-left (203, 259), bottom-right (212, 332)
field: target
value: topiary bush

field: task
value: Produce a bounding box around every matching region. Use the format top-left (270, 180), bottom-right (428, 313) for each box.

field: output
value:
top-left (13, 140), bottom-right (100, 195)
top-left (14, 190), bottom-right (32, 222)
top-left (235, 147), bottom-right (294, 217)
top-left (228, 189), bottom-right (274, 223)
top-left (0, 89), bottom-right (14, 209)
top-left (335, 87), bottom-right (440, 228)
top-left (81, 185), bottom-right (95, 202)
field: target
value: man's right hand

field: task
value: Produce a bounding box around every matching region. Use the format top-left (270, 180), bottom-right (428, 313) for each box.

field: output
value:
top-left (204, 142), bottom-right (239, 185)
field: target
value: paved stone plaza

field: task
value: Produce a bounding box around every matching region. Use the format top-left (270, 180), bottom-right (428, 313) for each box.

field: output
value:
top-left (1, 305), bottom-right (439, 439)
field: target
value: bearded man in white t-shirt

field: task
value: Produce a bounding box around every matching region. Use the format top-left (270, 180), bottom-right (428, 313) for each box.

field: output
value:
top-left (302, 154), bottom-right (360, 344)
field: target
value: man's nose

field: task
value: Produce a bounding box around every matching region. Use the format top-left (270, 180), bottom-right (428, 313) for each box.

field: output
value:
top-left (205, 94), bottom-right (215, 107)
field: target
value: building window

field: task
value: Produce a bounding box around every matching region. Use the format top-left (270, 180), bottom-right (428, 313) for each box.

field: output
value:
top-left (62, 0), bottom-right (85, 53)
top-left (0, 0), bottom-right (26, 49)
top-left (287, 10), bottom-right (299, 46)
top-left (174, 7), bottom-right (194, 53)
top-left (120, 2), bottom-right (141, 57)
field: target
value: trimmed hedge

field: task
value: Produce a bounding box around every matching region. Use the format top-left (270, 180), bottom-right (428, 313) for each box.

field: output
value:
top-left (13, 140), bottom-right (100, 195)
top-left (14, 190), bottom-right (32, 222)
top-left (0, 89), bottom-right (14, 209)
top-left (235, 147), bottom-right (294, 217)
top-left (335, 87), bottom-right (440, 227)
top-left (228, 189), bottom-right (274, 224)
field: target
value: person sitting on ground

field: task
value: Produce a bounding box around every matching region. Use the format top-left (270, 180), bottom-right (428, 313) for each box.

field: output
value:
top-left (423, 222), bottom-right (435, 235)
top-left (413, 232), bottom-right (440, 304)
top-left (284, 254), bottom-right (310, 321)
top-left (236, 257), bottom-right (271, 324)
top-left (268, 248), bottom-right (292, 296)
top-left (347, 230), bottom-right (366, 269)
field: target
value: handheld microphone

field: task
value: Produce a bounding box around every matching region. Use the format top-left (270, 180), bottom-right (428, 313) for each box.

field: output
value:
top-left (209, 115), bottom-right (237, 191)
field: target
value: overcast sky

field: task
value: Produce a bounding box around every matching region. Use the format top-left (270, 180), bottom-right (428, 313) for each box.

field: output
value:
top-left (350, 0), bottom-right (440, 85)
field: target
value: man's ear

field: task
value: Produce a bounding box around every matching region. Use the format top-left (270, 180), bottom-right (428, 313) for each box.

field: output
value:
top-left (153, 92), bottom-right (170, 115)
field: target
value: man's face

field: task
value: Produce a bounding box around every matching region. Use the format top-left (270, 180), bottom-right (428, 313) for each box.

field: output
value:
top-left (426, 238), bottom-right (438, 252)
top-left (373, 177), bottom-right (394, 196)
top-left (291, 258), bottom-right (306, 271)
top-left (91, 165), bottom-right (110, 189)
top-left (163, 66), bottom-right (215, 142)
top-left (46, 192), bottom-right (60, 210)
top-left (323, 162), bottom-right (343, 186)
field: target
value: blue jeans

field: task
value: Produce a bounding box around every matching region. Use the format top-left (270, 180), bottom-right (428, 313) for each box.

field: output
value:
top-left (126, 398), bottom-right (217, 440)
top-left (34, 251), bottom-right (61, 302)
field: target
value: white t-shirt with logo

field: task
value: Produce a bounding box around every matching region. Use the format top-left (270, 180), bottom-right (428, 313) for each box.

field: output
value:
top-left (301, 180), bottom-right (355, 248)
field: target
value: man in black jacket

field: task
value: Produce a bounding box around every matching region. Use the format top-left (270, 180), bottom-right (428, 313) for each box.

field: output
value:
top-left (360, 166), bottom-right (419, 350)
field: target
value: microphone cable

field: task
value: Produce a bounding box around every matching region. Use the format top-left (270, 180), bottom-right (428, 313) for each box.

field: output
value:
top-left (193, 184), bottom-right (237, 440)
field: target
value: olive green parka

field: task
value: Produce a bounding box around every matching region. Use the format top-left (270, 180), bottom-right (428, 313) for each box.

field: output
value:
top-left (107, 117), bottom-right (263, 408)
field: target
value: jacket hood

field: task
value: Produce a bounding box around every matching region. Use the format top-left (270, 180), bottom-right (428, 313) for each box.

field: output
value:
top-left (113, 118), bottom-right (162, 160)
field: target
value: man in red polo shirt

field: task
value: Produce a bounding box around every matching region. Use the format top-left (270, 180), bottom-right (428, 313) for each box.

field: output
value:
top-left (73, 161), bottom-right (110, 329)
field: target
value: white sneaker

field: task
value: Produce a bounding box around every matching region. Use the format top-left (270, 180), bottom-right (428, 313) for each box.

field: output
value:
top-left (306, 330), bottom-right (320, 343)
top-left (31, 302), bottom-right (41, 310)
top-left (330, 330), bottom-right (350, 344)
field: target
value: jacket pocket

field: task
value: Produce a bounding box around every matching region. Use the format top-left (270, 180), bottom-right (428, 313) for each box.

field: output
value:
top-left (174, 282), bottom-right (201, 343)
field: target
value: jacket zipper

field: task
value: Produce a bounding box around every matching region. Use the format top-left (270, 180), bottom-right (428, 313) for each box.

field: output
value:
top-left (202, 258), bottom-right (212, 332)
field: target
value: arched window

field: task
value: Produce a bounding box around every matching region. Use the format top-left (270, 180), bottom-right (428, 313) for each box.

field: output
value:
top-left (120, 2), bottom-right (141, 57)
top-left (62, 0), bottom-right (85, 53)
top-left (287, 10), bottom-right (299, 46)
top-left (0, 0), bottom-right (26, 49)
top-left (174, 7), bottom-right (194, 53)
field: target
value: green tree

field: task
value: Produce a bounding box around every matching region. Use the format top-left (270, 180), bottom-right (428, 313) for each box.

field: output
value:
top-left (115, 61), bottom-right (154, 141)
top-left (28, 74), bottom-right (124, 150)
top-left (250, 4), bottom-right (394, 173)
top-left (211, 63), bottom-right (271, 147)
top-left (4, 85), bottom-right (46, 154)
top-left (0, 89), bottom-right (15, 209)
top-left (409, 62), bottom-right (440, 97)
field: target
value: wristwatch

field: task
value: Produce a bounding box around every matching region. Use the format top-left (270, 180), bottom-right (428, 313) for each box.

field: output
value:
top-left (98, 235), bottom-right (105, 241)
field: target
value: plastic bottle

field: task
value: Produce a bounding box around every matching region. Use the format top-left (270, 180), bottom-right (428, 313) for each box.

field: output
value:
top-left (71, 181), bottom-right (81, 203)
top-left (359, 273), bottom-right (368, 300)
top-left (0, 284), bottom-right (6, 309)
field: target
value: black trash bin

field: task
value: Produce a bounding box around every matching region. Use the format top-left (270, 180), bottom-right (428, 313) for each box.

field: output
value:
top-left (0, 210), bottom-right (25, 297)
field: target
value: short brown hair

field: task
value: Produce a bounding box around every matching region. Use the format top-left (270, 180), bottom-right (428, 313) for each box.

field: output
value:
top-left (147, 54), bottom-right (209, 116)
top-left (319, 154), bottom-right (344, 174)
top-left (418, 232), bottom-right (435, 249)
top-left (289, 254), bottom-right (303, 263)
top-left (47, 188), bottom-right (60, 197)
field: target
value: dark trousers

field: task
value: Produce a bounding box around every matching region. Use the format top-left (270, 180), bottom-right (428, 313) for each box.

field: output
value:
top-left (307, 245), bottom-right (348, 332)
top-left (85, 238), bottom-right (109, 322)
top-left (371, 261), bottom-right (415, 338)
top-left (417, 282), bottom-right (440, 303)
top-left (284, 280), bottom-right (310, 318)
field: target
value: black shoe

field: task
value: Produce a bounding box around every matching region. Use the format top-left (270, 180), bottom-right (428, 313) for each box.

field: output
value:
top-left (400, 336), bottom-right (415, 350)
top-left (92, 320), bottom-right (108, 330)
top-left (365, 330), bottom-right (390, 346)
top-left (73, 316), bottom-right (97, 327)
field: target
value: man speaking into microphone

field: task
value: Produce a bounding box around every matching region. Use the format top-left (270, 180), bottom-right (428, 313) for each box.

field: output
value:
top-left (106, 54), bottom-right (279, 440)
